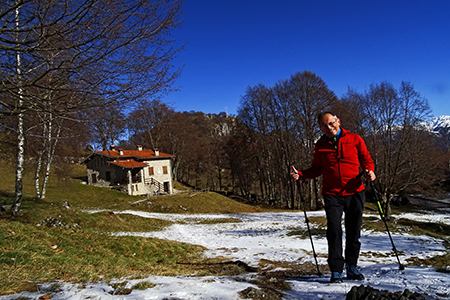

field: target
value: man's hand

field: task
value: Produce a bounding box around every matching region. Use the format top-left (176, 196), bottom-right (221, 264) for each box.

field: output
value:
top-left (290, 166), bottom-right (301, 181)
top-left (364, 169), bottom-right (376, 182)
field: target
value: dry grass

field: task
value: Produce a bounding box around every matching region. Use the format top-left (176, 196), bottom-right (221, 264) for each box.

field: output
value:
top-left (1, 161), bottom-right (449, 296)
top-left (0, 162), bottom-right (266, 295)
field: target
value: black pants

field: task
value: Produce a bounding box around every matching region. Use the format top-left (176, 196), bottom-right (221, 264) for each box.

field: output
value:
top-left (324, 191), bottom-right (365, 273)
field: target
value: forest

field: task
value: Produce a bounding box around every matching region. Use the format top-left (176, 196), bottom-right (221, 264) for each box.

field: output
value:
top-left (1, 0), bottom-right (450, 218)
top-left (125, 73), bottom-right (450, 218)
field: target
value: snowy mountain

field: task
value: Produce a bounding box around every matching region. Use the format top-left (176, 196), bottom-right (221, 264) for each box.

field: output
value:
top-left (420, 115), bottom-right (450, 133)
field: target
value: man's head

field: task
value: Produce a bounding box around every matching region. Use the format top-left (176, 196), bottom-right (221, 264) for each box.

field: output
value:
top-left (317, 112), bottom-right (341, 138)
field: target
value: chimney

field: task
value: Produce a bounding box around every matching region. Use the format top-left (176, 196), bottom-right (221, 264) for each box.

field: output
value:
top-left (110, 145), bottom-right (116, 151)
top-left (118, 149), bottom-right (124, 155)
top-left (154, 148), bottom-right (159, 156)
top-left (137, 145), bottom-right (143, 151)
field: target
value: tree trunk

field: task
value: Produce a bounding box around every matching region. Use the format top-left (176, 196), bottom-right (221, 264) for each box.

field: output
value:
top-left (35, 150), bottom-right (43, 199)
top-left (40, 123), bottom-right (61, 200)
top-left (11, 3), bottom-right (24, 216)
top-left (12, 112), bottom-right (25, 216)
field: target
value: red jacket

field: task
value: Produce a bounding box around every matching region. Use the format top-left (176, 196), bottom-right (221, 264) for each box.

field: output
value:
top-left (300, 128), bottom-right (374, 196)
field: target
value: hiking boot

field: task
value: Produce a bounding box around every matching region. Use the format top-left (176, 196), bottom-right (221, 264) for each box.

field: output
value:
top-left (330, 272), bottom-right (343, 283)
top-left (346, 265), bottom-right (365, 280)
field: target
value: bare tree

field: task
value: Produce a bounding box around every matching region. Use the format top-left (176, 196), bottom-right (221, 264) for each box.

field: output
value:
top-left (87, 104), bottom-right (127, 150)
top-left (0, 0), bottom-right (183, 215)
top-left (334, 87), bottom-right (368, 136)
top-left (238, 83), bottom-right (278, 204)
top-left (279, 71), bottom-right (338, 209)
top-left (345, 81), bottom-right (441, 217)
top-left (237, 71), bottom-right (338, 208)
top-left (224, 119), bottom-right (258, 198)
top-left (127, 99), bottom-right (175, 149)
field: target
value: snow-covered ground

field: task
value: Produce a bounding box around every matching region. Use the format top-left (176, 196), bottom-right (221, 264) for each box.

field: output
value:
top-left (3, 210), bottom-right (449, 299)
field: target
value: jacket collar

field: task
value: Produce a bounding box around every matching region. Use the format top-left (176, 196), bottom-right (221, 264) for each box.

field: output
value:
top-left (323, 128), bottom-right (348, 139)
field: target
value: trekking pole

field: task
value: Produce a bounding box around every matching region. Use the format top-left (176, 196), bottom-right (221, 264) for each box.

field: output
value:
top-left (370, 181), bottom-right (405, 270)
top-left (296, 179), bottom-right (322, 277)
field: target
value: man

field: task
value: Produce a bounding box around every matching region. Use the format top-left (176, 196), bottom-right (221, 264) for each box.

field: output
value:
top-left (291, 112), bottom-right (376, 283)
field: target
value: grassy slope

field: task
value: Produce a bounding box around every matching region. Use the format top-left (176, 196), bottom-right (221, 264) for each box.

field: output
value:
top-left (0, 162), bottom-right (270, 295)
top-left (0, 162), bottom-right (448, 295)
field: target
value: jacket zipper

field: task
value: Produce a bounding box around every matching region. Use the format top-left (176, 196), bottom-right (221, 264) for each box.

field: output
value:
top-left (336, 135), bottom-right (343, 196)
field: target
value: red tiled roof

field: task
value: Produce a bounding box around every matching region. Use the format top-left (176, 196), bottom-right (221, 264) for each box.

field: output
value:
top-left (96, 149), bottom-right (173, 159)
top-left (108, 160), bottom-right (148, 169)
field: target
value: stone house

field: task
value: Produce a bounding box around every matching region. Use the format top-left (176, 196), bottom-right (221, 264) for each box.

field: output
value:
top-left (82, 145), bottom-right (174, 196)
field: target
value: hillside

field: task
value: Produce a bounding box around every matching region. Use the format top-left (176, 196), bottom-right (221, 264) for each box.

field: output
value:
top-left (0, 162), bottom-right (273, 295)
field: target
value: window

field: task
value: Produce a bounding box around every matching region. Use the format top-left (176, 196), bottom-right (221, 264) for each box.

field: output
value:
top-left (92, 174), bottom-right (97, 183)
top-left (149, 167), bottom-right (154, 175)
top-left (163, 166), bottom-right (168, 174)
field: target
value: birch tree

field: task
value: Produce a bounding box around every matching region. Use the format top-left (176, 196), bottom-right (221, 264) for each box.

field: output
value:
top-left (0, 0), bottom-right (183, 215)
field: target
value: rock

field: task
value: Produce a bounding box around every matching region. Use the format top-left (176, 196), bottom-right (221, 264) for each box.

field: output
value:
top-left (37, 217), bottom-right (81, 230)
top-left (62, 201), bottom-right (71, 209)
top-left (110, 287), bottom-right (132, 295)
top-left (346, 285), bottom-right (428, 300)
top-left (238, 286), bottom-right (283, 300)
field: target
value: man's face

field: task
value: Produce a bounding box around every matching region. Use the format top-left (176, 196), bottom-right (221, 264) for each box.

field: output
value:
top-left (319, 113), bottom-right (341, 138)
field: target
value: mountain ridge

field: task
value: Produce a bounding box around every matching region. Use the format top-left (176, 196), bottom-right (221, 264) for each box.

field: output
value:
top-left (420, 115), bottom-right (450, 132)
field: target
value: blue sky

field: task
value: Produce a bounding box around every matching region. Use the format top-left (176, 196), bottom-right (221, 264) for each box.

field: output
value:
top-left (163, 0), bottom-right (450, 118)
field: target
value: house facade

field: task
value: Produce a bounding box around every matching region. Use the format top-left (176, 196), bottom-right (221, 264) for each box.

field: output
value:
top-left (82, 145), bottom-right (174, 196)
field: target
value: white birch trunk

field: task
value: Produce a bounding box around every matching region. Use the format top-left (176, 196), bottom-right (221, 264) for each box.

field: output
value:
top-left (40, 121), bottom-right (61, 200)
top-left (35, 149), bottom-right (43, 199)
top-left (11, 3), bottom-right (24, 216)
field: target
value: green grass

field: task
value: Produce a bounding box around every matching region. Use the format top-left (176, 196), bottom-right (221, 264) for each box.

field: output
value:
top-left (0, 161), bottom-right (267, 295)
